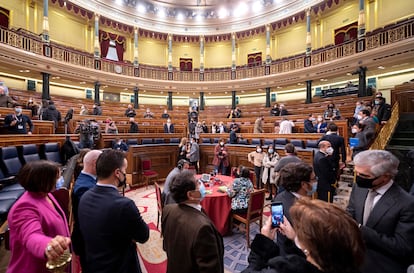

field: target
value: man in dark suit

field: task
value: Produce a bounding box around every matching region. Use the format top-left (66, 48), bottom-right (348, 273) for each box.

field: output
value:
top-left (71, 150), bottom-right (102, 271)
top-left (163, 118), bottom-right (175, 133)
top-left (347, 150), bottom-right (414, 273)
top-left (78, 150), bottom-right (149, 273)
top-left (162, 170), bottom-right (224, 273)
top-left (129, 117), bottom-right (139, 133)
top-left (313, 140), bottom-right (336, 202)
top-left (319, 122), bottom-right (346, 171)
top-left (358, 109), bottom-right (377, 142)
top-left (273, 162), bottom-right (315, 256)
top-left (304, 114), bottom-right (316, 133)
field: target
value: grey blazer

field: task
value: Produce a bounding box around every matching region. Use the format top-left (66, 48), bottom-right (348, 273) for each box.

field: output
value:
top-left (346, 182), bottom-right (414, 273)
top-left (188, 142), bottom-right (200, 162)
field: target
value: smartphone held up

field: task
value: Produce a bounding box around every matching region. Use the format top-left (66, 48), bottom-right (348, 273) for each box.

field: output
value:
top-left (271, 202), bottom-right (284, 228)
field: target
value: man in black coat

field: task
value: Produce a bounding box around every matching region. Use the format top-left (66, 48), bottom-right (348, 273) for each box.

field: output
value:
top-left (124, 104), bottom-right (136, 118)
top-left (313, 140), bottom-right (336, 202)
top-left (374, 96), bottom-right (391, 124)
top-left (319, 122), bottom-right (346, 171)
top-left (42, 101), bottom-right (62, 133)
top-left (79, 150), bottom-right (149, 273)
top-left (129, 117), bottom-right (139, 133)
top-left (304, 114), bottom-right (316, 133)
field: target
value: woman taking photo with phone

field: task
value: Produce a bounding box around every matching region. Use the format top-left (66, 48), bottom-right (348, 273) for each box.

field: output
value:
top-left (242, 198), bottom-right (364, 273)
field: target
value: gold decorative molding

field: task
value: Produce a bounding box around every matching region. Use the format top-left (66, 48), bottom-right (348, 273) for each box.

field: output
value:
top-left (370, 102), bottom-right (399, 150)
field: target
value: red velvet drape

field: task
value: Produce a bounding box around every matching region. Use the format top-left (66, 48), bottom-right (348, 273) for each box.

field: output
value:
top-left (248, 52), bottom-right (262, 66)
top-left (334, 22), bottom-right (358, 45)
top-left (0, 7), bottom-right (10, 28)
top-left (179, 58), bottom-right (193, 71)
top-left (99, 30), bottom-right (125, 61)
top-left (100, 39), bottom-right (110, 58)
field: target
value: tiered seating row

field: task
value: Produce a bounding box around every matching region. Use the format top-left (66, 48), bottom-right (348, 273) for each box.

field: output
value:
top-left (0, 143), bottom-right (62, 226)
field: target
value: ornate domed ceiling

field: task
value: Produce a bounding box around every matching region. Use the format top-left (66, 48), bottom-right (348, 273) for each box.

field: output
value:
top-left (71, 0), bottom-right (324, 35)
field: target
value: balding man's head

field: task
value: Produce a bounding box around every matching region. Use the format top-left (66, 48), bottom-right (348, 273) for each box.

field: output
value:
top-left (318, 140), bottom-right (331, 150)
top-left (83, 150), bottom-right (102, 175)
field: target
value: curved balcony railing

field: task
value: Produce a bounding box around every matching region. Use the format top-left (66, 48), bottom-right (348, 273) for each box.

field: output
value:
top-left (0, 17), bottom-right (413, 81)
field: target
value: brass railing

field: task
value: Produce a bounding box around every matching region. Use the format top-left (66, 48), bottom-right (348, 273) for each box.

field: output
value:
top-left (370, 102), bottom-right (400, 150)
top-left (0, 17), bottom-right (413, 81)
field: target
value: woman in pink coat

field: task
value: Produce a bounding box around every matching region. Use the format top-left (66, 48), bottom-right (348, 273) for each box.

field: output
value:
top-left (7, 160), bottom-right (71, 273)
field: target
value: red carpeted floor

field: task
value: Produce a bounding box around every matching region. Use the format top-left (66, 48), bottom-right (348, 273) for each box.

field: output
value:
top-left (126, 188), bottom-right (167, 273)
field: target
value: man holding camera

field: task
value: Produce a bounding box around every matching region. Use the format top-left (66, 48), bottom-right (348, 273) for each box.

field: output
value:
top-left (75, 119), bottom-right (100, 149)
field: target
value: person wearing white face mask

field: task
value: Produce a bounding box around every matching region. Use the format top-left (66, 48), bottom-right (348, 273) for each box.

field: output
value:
top-left (262, 145), bottom-right (280, 200)
top-left (353, 101), bottom-right (364, 125)
top-left (350, 123), bottom-right (369, 159)
top-left (213, 138), bottom-right (229, 175)
top-left (248, 145), bottom-right (265, 189)
top-left (318, 122), bottom-right (346, 174)
top-left (272, 162), bottom-right (316, 256)
top-left (313, 141), bottom-right (336, 202)
top-left (313, 115), bottom-right (327, 133)
top-left (4, 106), bottom-right (33, 134)
top-left (243, 199), bottom-right (364, 273)
top-left (162, 170), bottom-right (224, 273)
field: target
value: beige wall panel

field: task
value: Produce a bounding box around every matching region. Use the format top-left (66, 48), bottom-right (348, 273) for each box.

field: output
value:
top-left (238, 94), bottom-right (266, 105)
top-left (237, 35), bottom-right (266, 66)
top-left (172, 43), bottom-right (200, 67)
top-left (377, 0), bottom-right (414, 26)
top-left (139, 38), bottom-right (167, 66)
top-left (139, 96), bottom-right (169, 106)
top-left (205, 42), bottom-right (232, 68)
top-left (48, 10), bottom-right (86, 49)
top-left (172, 97), bottom-right (191, 106)
top-left (378, 71), bottom-right (414, 90)
top-left (320, 2), bottom-right (358, 46)
top-left (275, 25), bottom-right (306, 58)
top-left (276, 90), bottom-right (306, 103)
top-left (0, 76), bottom-right (27, 91)
top-left (49, 84), bottom-right (85, 99)
top-left (123, 96), bottom-right (189, 106)
top-left (204, 96), bottom-right (232, 106)
top-left (2, 0), bottom-right (26, 29)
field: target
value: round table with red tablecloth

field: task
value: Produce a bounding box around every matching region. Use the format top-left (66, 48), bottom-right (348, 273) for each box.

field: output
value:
top-left (197, 174), bottom-right (233, 236)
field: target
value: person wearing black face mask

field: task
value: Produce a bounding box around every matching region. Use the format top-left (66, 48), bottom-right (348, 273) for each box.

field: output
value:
top-left (373, 96), bottom-right (391, 125)
top-left (323, 103), bottom-right (341, 121)
top-left (78, 150), bottom-right (149, 273)
top-left (346, 150), bottom-right (414, 273)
